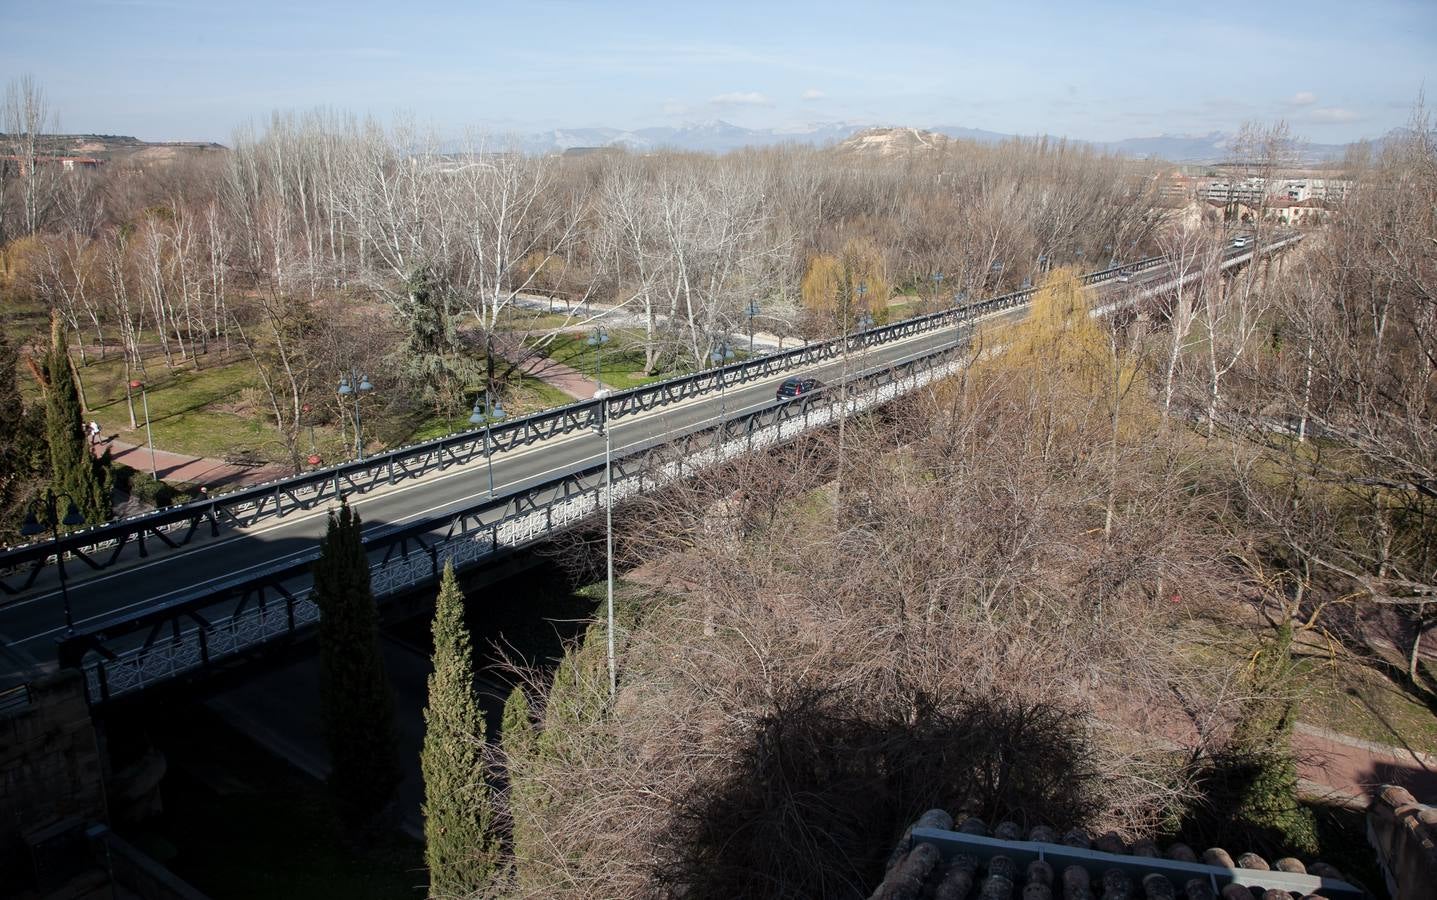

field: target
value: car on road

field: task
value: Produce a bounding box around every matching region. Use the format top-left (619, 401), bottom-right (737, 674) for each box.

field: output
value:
top-left (1116, 270), bottom-right (1132, 283)
top-left (776, 376), bottom-right (823, 401)
top-left (1231, 235), bottom-right (1251, 248)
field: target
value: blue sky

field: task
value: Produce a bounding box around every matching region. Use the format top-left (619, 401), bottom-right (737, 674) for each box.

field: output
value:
top-left (3, 0), bottom-right (1432, 143)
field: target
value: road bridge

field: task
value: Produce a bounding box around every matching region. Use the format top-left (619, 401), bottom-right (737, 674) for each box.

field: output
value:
top-left (0, 236), bottom-right (1299, 702)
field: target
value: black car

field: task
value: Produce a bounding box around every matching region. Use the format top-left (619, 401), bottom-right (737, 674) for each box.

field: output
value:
top-left (776, 376), bottom-right (823, 401)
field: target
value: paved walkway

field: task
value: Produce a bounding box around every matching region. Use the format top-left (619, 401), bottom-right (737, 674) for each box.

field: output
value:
top-left (92, 437), bottom-right (290, 491)
top-left (511, 292), bottom-right (793, 352)
top-left (1292, 721), bottom-right (1437, 803)
top-left (489, 331), bottom-right (605, 400)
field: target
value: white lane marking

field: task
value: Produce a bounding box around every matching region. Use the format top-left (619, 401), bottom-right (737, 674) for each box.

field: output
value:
top-left (9, 291), bottom-right (1049, 626)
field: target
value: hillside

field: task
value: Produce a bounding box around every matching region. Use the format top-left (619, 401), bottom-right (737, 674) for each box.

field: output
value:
top-left (834, 127), bottom-right (957, 157)
top-left (9, 133), bottom-right (226, 164)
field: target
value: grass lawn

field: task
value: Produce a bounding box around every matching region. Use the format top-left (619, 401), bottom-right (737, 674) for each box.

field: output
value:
top-left (494, 304), bottom-right (582, 333)
top-left (1192, 619), bottom-right (1437, 752)
top-left (532, 330), bottom-right (679, 390)
top-left (74, 351), bottom-right (281, 463)
top-left (393, 373), bottom-right (578, 445)
top-left (1292, 651), bottom-right (1437, 751)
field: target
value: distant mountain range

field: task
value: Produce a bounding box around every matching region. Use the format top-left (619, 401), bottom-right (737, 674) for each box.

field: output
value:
top-left (521, 120), bottom-right (1369, 164)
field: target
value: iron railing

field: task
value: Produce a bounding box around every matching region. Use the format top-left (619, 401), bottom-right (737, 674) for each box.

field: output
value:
top-left (0, 255), bottom-right (1163, 590)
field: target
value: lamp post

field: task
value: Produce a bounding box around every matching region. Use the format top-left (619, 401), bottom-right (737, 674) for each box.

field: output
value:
top-left (301, 403), bottom-right (316, 454)
top-left (709, 340), bottom-right (734, 420)
top-left (855, 310), bottom-right (874, 372)
top-left (468, 390), bottom-right (506, 498)
top-left (592, 387), bottom-right (616, 699)
top-left (745, 300), bottom-right (760, 355)
top-left (587, 326), bottom-right (609, 393)
top-left (128, 380), bottom-right (156, 478)
top-left (21, 490), bottom-right (85, 635)
top-left (931, 271), bottom-right (944, 310)
top-left (337, 369), bottom-right (373, 461)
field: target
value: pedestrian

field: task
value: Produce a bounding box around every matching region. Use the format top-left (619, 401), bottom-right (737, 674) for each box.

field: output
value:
top-left (88, 420), bottom-right (101, 446)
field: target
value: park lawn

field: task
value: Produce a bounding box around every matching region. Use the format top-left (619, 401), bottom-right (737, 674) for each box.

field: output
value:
top-left (1291, 651), bottom-right (1437, 751)
top-left (390, 373), bottom-right (579, 445)
top-left (75, 351), bottom-right (283, 463)
top-left (533, 330), bottom-right (675, 390)
top-left (494, 304), bottom-right (582, 333)
top-left (1190, 618), bottom-right (1437, 752)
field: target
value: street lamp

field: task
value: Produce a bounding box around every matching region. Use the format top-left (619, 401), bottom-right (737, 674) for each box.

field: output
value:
top-left (931, 271), bottom-right (944, 309)
top-left (855, 310), bottom-right (874, 372)
top-left (587, 326), bottom-right (609, 393)
top-left (337, 369), bottom-right (373, 461)
top-left (302, 402), bottom-right (316, 455)
top-left (745, 300), bottom-right (761, 355)
top-left (21, 490), bottom-right (85, 635)
top-left (592, 387), bottom-right (616, 699)
top-left (709, 340), bottom-right (735, 420)
top-left (128, 380), bottom-right (156, 478)
top-left (469, 391), bottom-right (507, 498)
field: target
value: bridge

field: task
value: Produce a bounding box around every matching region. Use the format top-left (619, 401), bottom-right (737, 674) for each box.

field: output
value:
top-left (0, 236), bottom-right (1299, 703)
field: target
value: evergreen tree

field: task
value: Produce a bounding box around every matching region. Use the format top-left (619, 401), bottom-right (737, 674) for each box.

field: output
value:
top-left (42, 316), bottom-right (108, 525)
top-left (0, 330), bottom-right (47, 544)
top-left (313, 502), bottom-right (401, 829)
top-left (421, 561), bottom-right (499, 895)
top-left (500, 685), bottom-right (537, 864)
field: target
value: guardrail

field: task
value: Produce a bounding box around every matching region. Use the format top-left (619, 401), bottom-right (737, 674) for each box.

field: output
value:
top-left (47, 237), bottom-right (1304, 701)
top-left (59, 332), bottom-right (979, 702)
top-left (0, 255), bottom-right (1163, 592)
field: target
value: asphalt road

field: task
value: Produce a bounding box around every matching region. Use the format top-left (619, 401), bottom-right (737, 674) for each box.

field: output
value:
top-left (0, 259), bottom-right (1195, 671)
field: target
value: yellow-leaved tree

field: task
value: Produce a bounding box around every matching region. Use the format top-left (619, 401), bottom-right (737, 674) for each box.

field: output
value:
top-left (800, 239), bottom-right (890, 333)
top-left (983, 267), bottom-right (1151, 541)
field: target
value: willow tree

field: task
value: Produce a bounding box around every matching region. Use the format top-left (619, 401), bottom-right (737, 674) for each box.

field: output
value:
top-left (800, 238), bottom-right (890, 335)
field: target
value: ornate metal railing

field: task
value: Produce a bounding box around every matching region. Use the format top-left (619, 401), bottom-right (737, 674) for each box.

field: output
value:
top-left (0, 256), bottom-right (1163, 591)
top-left (60, 337), bottom-right (975, 703)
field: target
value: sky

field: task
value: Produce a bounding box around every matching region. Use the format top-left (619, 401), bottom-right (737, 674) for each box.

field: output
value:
top-left (2, 0), bottom-right (1433, 145)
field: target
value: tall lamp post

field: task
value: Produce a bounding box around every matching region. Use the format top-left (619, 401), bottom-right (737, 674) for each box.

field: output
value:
top-left (592, 387), bottom-right (616, 699)
top-left (337, 369), bottom-right (373, 461)
top-left (930, 271), bottom-right (944, 310)
top-left (587, 326), bottom-right (609, 393)
top-left (745, 301), bottom-right (761, 355)
top-left (469, 390), bottom-right (507, 498)
top-left (128, 380), bottom-right (157, 478)
top-left (21, 490), bottom-right (85, 635)
top-left (709, 340), bottom-right (734, 420)
top-left (855, 309), bottom-right (874, 373)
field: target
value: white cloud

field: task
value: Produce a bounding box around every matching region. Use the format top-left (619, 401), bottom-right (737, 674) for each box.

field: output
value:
top-left (1291, 91), bottom-right (1317, 106)
top-left (710, 91), bottom-right (770, 107)
top-left (1310, 107), bottom-right (1361, 123)
top-left (801, 88), bottom-right (825, 101)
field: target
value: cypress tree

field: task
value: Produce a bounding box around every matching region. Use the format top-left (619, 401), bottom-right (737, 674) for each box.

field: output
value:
top-left (0, 331), bottom-right (45, 543)
top-left (42, 316), bottom-right (108, 525)
top-left (421, 561), bottom-right (499, 895)
top-left (313, 502), bottom-right (401, 829)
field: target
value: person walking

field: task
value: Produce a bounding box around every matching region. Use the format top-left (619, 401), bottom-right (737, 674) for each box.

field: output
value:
top-left (88, 420), bottom-right (101, 446)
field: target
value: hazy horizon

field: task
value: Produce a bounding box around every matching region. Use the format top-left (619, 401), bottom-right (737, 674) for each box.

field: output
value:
top-left (2, 1), bottom-right (1433, 146)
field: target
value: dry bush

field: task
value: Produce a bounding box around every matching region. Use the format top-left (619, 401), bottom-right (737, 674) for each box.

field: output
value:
top-left (496, 347), bottom-right (1258, 897)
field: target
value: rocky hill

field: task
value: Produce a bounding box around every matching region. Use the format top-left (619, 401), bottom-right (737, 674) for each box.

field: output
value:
top-left (834, 127), bottom-right (957, 157)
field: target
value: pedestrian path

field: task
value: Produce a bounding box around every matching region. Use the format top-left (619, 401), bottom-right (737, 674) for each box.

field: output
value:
top-left (489, 331), bottom-right (605, 400)
top-left (92, 437), bottom-right (290, 491)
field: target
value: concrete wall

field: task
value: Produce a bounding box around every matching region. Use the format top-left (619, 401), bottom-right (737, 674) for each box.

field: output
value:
top-left (1367, 784), bottom-right (1437, 900)
top-left (0, 670), bottom-right (106, 890)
